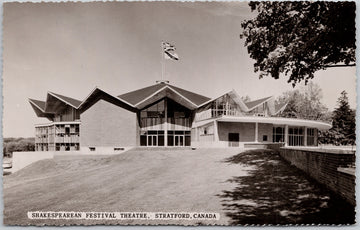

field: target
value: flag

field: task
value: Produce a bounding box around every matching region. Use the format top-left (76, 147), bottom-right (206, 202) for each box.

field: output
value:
top-left (163, 42), bottom-right (179, 60)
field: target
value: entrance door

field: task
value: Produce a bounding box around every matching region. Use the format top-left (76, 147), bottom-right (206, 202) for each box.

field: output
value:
top-left (147, 135), bottom-right (157, 146)
top-left (228, 133), bottom-right (240, 147)
top-left (174, 135), bottom-right (184, 147)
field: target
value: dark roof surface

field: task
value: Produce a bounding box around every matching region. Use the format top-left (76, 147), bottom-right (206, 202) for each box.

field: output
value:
top-left (275, 102), bottom-right (288, 114)
top-left (245, 96), bottom-right (272, 110)
top-left (29, 99), bottom-right (46, 111)
top-left (50, 92), bottom-right (82, 107)
top-left (118, 83), bottom-right (210, 106)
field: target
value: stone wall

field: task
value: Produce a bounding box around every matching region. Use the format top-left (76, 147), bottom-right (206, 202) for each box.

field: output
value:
top-left (279, 147), bottom-right (355, 205)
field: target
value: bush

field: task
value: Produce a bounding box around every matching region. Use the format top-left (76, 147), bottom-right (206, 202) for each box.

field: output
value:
top-left (3, 137), bottom-right (35, 157)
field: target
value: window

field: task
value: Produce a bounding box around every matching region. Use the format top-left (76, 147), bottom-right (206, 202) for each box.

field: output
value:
top-left (263, 135), bottom-right (268, 142)
top-left (307, 128), bottom-right (316, 146)
top-left (273, 127), bottom-right (285, 143)
top-left (288, 127), bottom-right (304, 146)
top-left (89, 147), bottom-right (96, 151)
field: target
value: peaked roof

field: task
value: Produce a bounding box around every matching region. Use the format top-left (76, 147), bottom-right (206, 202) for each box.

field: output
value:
top-left (245, 96), bottom-right (273, 110)
top-left (118, 83), bottom-right (210, 107)
top-left (274, 102), bottom-right (288, 115)
top-left (49, 92), bottom-right (82, 108)
top-left (28, 98), bottom-right (54, 121)
top-left (29, 99), bottom-right (46, 111)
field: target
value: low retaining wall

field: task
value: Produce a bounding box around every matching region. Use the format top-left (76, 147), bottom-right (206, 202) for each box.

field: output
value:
top-left (279, 147), bottom-right (356, 206)
top-left (244, 142), bottom-right (285, 150)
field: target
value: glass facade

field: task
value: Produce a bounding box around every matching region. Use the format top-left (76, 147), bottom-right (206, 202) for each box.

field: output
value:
top-left (139, 98), bottom-right (192, 146)
top-left (288, 127), bottom-right (304, 146)
top-left (272, 126), bottom-right (285, 143)
top-left (307, 128), bottom-right (316, 146)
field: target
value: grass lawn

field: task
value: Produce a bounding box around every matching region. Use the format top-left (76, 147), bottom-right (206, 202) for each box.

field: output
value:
top-left (3, 148), bottom-right (355, 226)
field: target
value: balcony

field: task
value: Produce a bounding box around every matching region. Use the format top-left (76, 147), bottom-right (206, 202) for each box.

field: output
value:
top-left (140, 117), bottom-right (191, 130)
top-left (195, 109), bottom-right (242, 121)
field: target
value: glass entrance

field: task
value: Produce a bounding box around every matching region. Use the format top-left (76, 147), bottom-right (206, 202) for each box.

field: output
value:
top-left (174, 135), bottom-right (184, 147)
top-left (147, 135), bottom-right (157, 146)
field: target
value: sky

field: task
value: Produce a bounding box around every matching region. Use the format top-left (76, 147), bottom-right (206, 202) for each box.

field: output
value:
top-left (2, 2), bottom-right (357, 138)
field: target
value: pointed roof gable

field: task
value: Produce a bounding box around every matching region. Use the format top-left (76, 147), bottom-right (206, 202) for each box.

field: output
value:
top-left (118, 83), bottom-right (166, 106)
top-left (197, 89), bottom-right (248, 112)
top-left (29, 99), bottom-right (46, 111)
top-left (78, 87), bottom-right (136, 113)
top-left (28, 98), bottom-right (54, 121)
top-left (274, 102), bottom-right (288, 115)
top-left (167, 84), bottom-right (211, 106)
top-left (245, 96), bottom-right (273, 110)
top-left (118, 82), bottom-right (211, 108)
top-left (49, 92), bottom-right (82, 108)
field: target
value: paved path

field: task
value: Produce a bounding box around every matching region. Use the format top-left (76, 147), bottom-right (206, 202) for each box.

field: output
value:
top-left (3, 148), bottom-right (355, 225)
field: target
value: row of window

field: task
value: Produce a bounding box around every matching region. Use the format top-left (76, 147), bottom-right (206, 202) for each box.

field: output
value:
top-left (272, 127), bottom-right (317, 146)
top-left (140, 130), bottom-right (191, 146)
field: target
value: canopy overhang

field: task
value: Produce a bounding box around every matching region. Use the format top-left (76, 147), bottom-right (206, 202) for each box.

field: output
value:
top-left (217, 116), bottom-right (332, 130)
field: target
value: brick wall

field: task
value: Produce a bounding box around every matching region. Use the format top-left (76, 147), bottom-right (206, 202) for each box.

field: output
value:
top-left (80, 99), bottom-right (138, 149)
top-left (279, 148), bottom-right (355, 205)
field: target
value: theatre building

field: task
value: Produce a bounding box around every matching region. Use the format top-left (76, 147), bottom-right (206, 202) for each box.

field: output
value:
top-left (29, 81), bottom-right (331, 152)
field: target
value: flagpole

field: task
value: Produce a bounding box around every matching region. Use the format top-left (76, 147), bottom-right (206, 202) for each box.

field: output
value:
top-left (161, 41), bottom-right (165, 81)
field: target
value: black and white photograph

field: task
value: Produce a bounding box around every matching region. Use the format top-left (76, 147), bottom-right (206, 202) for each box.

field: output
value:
top-left (2, 0), bottom-right (357, 226)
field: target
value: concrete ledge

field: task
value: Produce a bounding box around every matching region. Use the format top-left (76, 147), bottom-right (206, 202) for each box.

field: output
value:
top-left (281, 146), bottom-right (355, 155)
top-left (245, 143), bottom-right (285, 150)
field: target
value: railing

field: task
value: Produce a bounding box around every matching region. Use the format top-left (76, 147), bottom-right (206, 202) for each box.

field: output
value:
top-left (140, 117), bottom-right (191, 129)
top-left (195, 109), bottom-right (242, 121)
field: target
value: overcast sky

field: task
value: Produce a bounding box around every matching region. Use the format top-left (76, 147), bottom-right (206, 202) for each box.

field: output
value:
top-left (3, 2), bottom-right (356, 138)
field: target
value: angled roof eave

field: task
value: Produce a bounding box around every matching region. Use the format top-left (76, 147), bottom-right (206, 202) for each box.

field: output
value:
top-left (133, 85), bottom-right (199, 109)
top-left (196, 89), bottom-right (249, 111)
top-left (47, 91), bottom-right (80, 109)
top-left (77, 87), bottom-right (136, 111)
top-left (28, 98), bottom-right (46, 112)
top-left (246, 96), bottom-right (273, 111)
top-left (228, 89), bottom-right (249, 112)
top-left (274, 102), bottom-right (289, 115)
top-left (29, 98), bottom-right (54, 120)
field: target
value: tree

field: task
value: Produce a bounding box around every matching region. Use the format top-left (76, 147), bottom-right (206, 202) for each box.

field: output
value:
top-left (322, 91), bottom-right (356, 145)
top-left (276, 82), bottom-right (330, 121)
top-left (240, 2), bottom-right (355, 86)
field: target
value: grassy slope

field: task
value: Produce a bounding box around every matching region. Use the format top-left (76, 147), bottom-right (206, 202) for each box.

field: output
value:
top-left (5, 148), bottom-right (354, 226)
top-left (4, 148), bottom-right (246, 226)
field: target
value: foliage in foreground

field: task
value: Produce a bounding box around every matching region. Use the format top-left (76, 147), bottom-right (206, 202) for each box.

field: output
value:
top-left (241, 1), bottom-right (355, 86)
